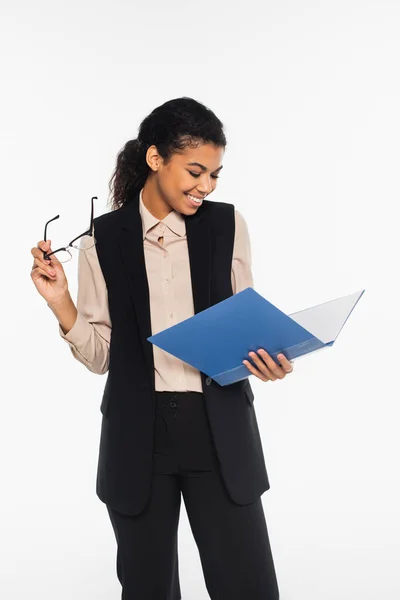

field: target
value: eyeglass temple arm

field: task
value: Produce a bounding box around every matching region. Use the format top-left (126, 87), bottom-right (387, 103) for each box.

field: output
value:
top-left (42, 215), bottom-right (60, 259)
top-left (44, 216), bottom-right (69, 260)
top-left (44, 215), bottom-right (60, 242)
top-left (68, 196), bottom-right (97, 247)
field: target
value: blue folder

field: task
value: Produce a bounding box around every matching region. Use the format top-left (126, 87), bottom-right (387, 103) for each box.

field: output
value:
top-left (148, 287), bottom-right (365, 386)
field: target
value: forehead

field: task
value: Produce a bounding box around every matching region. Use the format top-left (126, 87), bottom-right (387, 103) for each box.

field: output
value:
top-left (174, 143), bottom-right (224, 168)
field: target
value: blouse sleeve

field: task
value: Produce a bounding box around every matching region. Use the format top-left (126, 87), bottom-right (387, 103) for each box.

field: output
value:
top-left (56, 230), bottom-right (111, 374)
top-left (231, 209), bottom-right (254, 294)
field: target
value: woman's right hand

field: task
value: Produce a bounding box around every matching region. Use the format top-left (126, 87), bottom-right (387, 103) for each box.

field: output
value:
top-left (30, 240), bottom-right (69, 305)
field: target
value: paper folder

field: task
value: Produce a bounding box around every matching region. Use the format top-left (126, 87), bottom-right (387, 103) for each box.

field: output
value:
top-left (147, 288), bottom-right (365, 386)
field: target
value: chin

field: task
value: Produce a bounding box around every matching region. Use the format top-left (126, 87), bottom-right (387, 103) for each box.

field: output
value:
top-left (174, 196), bottom-right (198, 216)
top-left (178, 206), bottom-right (196, 217)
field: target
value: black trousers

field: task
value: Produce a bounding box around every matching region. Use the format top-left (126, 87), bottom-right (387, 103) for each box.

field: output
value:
top-left (106, 391), bottom-right (280, 600)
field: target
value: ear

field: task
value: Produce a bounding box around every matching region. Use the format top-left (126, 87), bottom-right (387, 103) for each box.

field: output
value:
top-left (146, 145), bottom-right (162, 172)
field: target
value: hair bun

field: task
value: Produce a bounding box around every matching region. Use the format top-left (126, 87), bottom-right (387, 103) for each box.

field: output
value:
top-left (126, 138), bottom-right (139, 149)
top-left (125, 138), bottom-right (146, 154)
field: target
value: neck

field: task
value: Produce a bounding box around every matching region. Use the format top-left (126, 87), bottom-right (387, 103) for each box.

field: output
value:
top-left (142, 179), bottom-right (173, 220)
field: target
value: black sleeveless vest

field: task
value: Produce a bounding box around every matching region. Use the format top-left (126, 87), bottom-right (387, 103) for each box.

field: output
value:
top-left (93, 190), bottom-right (269, 516)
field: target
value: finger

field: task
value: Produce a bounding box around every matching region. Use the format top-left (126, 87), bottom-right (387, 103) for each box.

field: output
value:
top-left (37, 240), bottom-right (59, 263)
top-left (39, 241), bottom-right (61, 266)
top-left (250, 351), bottom-right (281, 380)
top-left (257, 349), bottom-right (280, 371)
top-left (47, 247), bottom-right (62, 265)
top-left (32, 257), bottom-right (57, 279)
top-left (31, 246), bottom-right (51, 269)
top-left (278, 354), bottom-right (294, 373)
top-left (35, 240), bottom-right (52, 262)
top-left (257, 350), bottom-right (287, 379)
top-left (36, 240), bottom-right (50, 250)
top-left (31, 264), bottom-right (56, 281)
top-left (242, 359), bottom-right (270, 382)
top-left (277, 353), bottom-right (291, 368)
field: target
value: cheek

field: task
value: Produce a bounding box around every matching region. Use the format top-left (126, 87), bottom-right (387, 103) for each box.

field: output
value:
top-left (165, 169), bottom-right (190, 190)
top-left (158, 171), bottom-right (181, 195)
top-left (180, 173), bottom-right (194, 190)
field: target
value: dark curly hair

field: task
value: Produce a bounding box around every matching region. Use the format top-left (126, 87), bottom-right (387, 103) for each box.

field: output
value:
top-left (107, 97), bottom-right (227, 211)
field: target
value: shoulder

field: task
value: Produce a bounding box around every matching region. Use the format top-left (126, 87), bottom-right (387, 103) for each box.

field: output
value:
top-left (202, 200), bottom-right (246, 222)
top-left (202, 199), bottom-right (234, 226)
top-left (203, 200), bottom-right (249, 234)
top-left (93, 207), bottom-right (120, 229)
top-left (93, 205), bottom-right (127, 240)
top-left (201, 201), bottom-right (251, 244)
top-left (233, 208), bottom-right (250, 236)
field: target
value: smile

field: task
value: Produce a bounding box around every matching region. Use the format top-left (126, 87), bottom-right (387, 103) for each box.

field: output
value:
top-left (186, 193), bottom-right (203, 205)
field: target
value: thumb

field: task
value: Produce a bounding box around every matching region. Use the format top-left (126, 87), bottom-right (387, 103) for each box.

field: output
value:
top-left (46, 240), bottom-right (60, 265)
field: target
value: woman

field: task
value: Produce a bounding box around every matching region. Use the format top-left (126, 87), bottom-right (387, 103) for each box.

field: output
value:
top-left (31, 97), bottom-right (293, 600)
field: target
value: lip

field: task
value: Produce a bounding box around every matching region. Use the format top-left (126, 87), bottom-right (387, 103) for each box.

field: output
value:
top-left (185, 193), bottom-right (204, 208)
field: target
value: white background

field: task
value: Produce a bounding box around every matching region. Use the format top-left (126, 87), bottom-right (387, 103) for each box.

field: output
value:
top-left (1, 0), bottom-right (399, 598)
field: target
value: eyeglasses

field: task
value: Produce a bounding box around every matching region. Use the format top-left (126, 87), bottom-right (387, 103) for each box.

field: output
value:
top-left (43, 196), bottom-right (97, 263)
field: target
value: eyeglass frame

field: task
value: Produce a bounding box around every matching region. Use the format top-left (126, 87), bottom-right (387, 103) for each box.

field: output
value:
top-left (42, 196), bottom-right (97, 261)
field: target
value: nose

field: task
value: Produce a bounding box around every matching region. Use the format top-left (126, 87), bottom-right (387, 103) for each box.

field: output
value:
top-left (197, 175), bottom-right (215, 196)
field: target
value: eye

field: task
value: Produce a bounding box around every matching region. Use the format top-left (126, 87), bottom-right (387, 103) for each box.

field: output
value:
top-left (188, 171), bottom-right (220, 179)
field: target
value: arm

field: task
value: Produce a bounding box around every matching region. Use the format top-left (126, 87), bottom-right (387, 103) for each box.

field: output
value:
top-left (49, 232), bottom-right (111, 374)
top-left (233, 210), bottom-right (295, 377)
top-left (231, 209), bottom-right (254, 294)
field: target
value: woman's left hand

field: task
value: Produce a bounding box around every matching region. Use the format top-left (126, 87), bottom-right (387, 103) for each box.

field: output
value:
top-left (243, 350), bottom-right (294, 382)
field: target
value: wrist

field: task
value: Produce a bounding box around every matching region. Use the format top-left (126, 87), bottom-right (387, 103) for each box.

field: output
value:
top-left (47, 291), bottom-right (73, 311)
top-left (47, 292), bottom-right (78, 336)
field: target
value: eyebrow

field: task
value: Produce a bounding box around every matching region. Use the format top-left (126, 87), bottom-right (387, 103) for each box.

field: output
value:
top-left (187, 162), bottom-right (224, 173)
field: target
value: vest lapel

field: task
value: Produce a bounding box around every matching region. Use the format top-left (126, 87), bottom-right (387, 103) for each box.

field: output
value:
top-left (118, 190), bottom-right (211, 386)
top-left (184, 206), bottom-right (211, 314)
top-left (118, 192), bottom-right (154, 385)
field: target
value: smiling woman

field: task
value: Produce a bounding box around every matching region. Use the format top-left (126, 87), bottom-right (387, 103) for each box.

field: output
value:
top-left (31, 96), bottom-right (280, 600)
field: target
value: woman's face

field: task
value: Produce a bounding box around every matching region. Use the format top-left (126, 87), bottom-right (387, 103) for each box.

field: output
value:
top-left (147, 142), bottom-right (225, 216)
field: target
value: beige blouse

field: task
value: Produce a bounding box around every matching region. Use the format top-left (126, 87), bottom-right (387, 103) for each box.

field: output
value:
top-left (58, 188), bottom-right (253, 392)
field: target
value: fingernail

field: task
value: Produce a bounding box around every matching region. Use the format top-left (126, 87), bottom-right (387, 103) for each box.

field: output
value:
top-left (50, 270), bottom-right (56, 276)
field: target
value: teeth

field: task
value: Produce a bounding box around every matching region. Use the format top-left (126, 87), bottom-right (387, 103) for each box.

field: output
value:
top-left (187, 194), bottom-right (203, 203)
